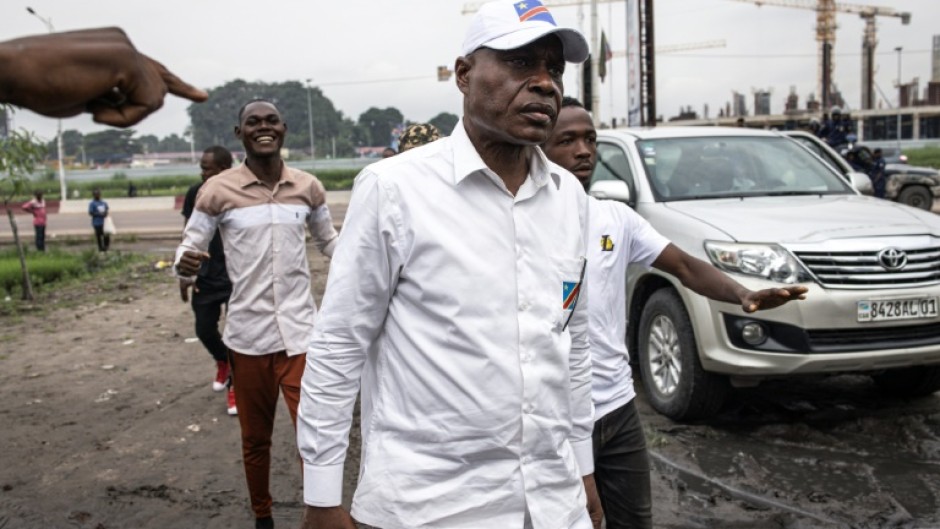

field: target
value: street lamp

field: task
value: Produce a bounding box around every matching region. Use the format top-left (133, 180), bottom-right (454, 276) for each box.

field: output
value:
top-left (305, 78), bottom-right (316, 165)
top-left (895, 46), bottom-right (903, 151)
top-left (26, 6), bottom-right (68, 202)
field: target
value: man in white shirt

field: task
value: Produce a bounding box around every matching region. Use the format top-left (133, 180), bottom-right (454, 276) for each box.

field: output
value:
top-left (542, 97), bottom-right (807, 529)
top-left (297, 2), bottom-right (602, 529)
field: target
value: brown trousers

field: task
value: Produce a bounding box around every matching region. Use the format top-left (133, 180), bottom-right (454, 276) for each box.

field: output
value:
top-left (230, 350), bottom-right (306, 519)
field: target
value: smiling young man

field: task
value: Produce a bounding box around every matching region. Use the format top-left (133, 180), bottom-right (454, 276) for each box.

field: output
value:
top-left (296, 2), bottom-right (601, 529)
top-left (175, 99), bottom-right (338, 529)
top-left (543, 98), bottom-right (808, 529)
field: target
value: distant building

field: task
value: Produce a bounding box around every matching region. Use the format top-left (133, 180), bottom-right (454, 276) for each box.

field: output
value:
top-left (928, 82), bottom-right (940, 106)
top-left (753, 89), bottom-right (772, 116)
top-left (806, 93), bottom-right (821, 113)
top-left (784, 87), bottom-right (799, 114)
top-left (732, 91), bottom-right (747, 117)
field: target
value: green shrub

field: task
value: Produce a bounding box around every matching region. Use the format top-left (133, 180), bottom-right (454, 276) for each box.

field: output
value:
top-left (0, 249), bottom-right (85, 296)
top-left (905, 147), bottom-right (940, 169)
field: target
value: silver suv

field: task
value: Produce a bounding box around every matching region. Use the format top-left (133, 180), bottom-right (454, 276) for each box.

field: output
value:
top-left (590, 127), bottom-right (940, 420)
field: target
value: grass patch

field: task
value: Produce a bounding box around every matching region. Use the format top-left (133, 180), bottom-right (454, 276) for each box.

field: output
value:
top-left (0, 247), bottom-right (145, 300)
top-left (904, 147), bottom-right (940, 169)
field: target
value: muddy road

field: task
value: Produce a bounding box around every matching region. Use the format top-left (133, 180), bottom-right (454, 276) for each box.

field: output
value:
top-left (0, 238), bottom-right (938, 528)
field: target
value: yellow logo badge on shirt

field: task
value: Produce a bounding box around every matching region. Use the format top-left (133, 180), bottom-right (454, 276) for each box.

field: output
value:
top-left (600, 235), bottom-right (614, 252)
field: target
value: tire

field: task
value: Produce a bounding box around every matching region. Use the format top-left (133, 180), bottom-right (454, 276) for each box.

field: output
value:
top-left (637, 288), bottom-right (729, 421)
top-left (872, 366), bottom-right (940, 398)
top-left (897, 185), bottom-right (932, 210)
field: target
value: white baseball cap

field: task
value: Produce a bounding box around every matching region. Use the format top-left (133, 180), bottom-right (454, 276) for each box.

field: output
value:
top-left (462, 0), bottom-right (590, 63)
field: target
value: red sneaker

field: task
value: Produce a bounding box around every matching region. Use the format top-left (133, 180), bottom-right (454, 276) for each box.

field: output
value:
top-left (227, 387), bottom-right (237, 416)
top-left (213, 361), bottom-right (229, 392)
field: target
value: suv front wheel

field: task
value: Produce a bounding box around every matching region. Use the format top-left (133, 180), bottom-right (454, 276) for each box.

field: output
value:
top-left (637, 288), bottom-right (729, 421)
top-left (897, 185), bottom-right (932, 210)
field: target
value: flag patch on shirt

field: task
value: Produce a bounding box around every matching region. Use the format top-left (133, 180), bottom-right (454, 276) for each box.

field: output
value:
top-left (600, 235), bottom-right (614, 252)
top-left (515, 1), bottom-right (556, 25)
top-left (563, 281), bottom-right (581, 310)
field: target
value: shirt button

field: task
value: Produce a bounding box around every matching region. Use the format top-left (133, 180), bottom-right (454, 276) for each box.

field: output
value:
top-left (524, 403), bottom-right (535, 414)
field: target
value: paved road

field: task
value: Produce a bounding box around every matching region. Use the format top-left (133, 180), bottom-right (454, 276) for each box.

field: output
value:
top-left (0, 191), bottom-right (351, 243)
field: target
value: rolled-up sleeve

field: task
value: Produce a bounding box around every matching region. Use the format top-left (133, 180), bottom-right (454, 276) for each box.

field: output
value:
top-left (297, 170), bottom-right (402, 507)
top-left (568, 190), bottom-right (594, 476)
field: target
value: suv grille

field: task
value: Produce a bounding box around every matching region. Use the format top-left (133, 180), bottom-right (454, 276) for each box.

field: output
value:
top-left (794, 246), bottom-right (940, 288)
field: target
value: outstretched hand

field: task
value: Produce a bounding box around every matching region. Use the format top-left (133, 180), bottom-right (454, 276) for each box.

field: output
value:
top-left (742, 286), bottom-right (808, 313)
top-left (1, 27), bottom-right (207, 127)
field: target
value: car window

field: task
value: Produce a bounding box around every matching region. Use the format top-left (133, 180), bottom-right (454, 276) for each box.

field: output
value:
top-left (592, 143), bottom-right (634, 186)
top-left (636, 136), bottom-right (853, 201)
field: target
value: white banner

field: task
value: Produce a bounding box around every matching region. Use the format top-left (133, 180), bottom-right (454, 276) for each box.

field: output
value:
top-left (626, 0), bottom-right (642, 126)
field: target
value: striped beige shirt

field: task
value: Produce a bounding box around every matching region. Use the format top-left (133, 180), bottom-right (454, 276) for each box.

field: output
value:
top-left (175, 162), bottom-right (338, 356)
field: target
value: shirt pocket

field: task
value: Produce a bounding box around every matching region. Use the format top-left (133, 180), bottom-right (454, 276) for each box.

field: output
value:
top-left (555, 256), bottom-right (586, 331)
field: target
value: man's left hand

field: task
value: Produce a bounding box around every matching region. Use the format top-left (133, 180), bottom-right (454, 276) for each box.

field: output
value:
top-left (742, 286), bottom-right (808, 313)
top-left (583, 474), bottom-right (603, 529)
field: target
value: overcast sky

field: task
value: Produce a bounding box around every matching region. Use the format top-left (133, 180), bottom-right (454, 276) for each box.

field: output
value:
top-left (2, 0), bottom-right (936, 143)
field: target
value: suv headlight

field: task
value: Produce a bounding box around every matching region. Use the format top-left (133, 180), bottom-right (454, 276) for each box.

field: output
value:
top-left (704, 241), bottom-right (808, 284)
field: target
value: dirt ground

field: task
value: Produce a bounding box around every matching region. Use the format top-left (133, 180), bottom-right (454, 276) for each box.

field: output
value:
top-left (1, 239), bottom-right (939, 529)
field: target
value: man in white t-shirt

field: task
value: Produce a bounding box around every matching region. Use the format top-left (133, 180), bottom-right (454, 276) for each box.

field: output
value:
top-left (543, 97), bottom-right (808, 529)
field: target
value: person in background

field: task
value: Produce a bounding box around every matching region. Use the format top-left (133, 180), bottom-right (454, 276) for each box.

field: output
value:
top-left (297, 1), bottom-right (601, 528)
top-left (175, 99), bottom-right (338, 529)
top-left (0, 27), bottom-right (206, 127)
top-left (397, 123), bottom-right (442, 153)
top-left (543, 96), bottom-right (807, 529)
top-left (21, 191), bottom-right (47, 252)
top-left (88, 188), bottom-right (110, 252)
top-left (181, 146), bottom-right (235, 415)
top-left (870, 147), bottom-right (887, 199)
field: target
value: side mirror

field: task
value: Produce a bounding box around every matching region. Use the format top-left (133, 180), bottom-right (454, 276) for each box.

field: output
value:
top-left (589, 180), bottom-right (632, 203)
top-left (848, 172), bottom-right (873, 196)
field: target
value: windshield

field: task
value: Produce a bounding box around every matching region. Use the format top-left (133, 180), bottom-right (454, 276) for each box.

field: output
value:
top-left (636, 136), bottom-right (854, 201)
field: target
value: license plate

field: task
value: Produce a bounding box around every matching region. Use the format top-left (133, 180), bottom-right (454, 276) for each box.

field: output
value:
top-left (857, 297), bottom-right (939, 323)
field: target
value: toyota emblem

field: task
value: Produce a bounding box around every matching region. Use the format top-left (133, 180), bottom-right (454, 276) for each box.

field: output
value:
top-left (877, 247), bottom-right (907, 271)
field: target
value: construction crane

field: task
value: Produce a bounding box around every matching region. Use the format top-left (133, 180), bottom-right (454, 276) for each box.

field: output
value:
top-left (730, 0), bottom-right (910, 111)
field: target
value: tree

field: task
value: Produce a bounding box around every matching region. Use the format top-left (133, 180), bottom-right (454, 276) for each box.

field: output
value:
top-left (0, 119), bottom-right (47, 301)
top-left (83, 129), bottom-right (139, 164)
top-left (188, 79), bottom-right (355, 157)
top-left (358, 107), bottom-right (404, 147)
top-left (138, 134), bottom-right (160, 154)
top-left (429, 112), bottom-right (459, 136)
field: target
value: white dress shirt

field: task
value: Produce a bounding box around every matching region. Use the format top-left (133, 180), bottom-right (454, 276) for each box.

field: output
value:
top-left (297, 121), bottom-right (594, 529)
top-left (586, 197), bottom-right (668, 420)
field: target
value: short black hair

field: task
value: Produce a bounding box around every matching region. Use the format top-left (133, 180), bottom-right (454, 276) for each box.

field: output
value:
top-left (561, 96), bottom-right (584, 109)
top-left (203, 145), bottom-right (233, 169)
top-left (237, 98), bottom-right (277, 123)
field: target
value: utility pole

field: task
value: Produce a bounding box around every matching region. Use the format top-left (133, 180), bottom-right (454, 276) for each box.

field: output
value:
top-left (305, 78), bottom-right (316, 166)
top-left (26, 7), bottom-right (67, 202)
top-left (643, 0), bottom-right (656, 126)
top-left (895, 46), bottom-right (902, 151)
top-left (590, 0), bottom-right (600, 126)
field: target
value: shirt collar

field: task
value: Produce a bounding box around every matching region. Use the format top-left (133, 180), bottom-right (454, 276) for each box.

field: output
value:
top-left (236, 160), bottom-right (294, 188)
top-left (451, 119), bottom-right (562, 191)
